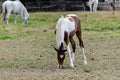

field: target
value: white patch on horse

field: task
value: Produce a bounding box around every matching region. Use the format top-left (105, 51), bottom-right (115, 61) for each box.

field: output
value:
top-left (60, 55), bottom-right (64, 59)
top-left (72, 52), bottom-right (75, 61)
top-left (64, 17), bottom-right (75, 36)
top-left (67, 44), bottom-right (74, 67)
top-left (55, 16), bottom-right (65, 48)
top-left (82, 48), bottom-right (87, 65)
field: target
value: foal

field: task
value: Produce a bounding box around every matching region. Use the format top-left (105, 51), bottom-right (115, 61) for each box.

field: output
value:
top-left (54, 14), bottom-right (87, 68)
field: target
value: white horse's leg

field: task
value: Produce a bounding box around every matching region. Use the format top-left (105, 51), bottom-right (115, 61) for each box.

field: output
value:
top-left (5, 14), bottom-right (9, 25)
top-left (88, 0), bottom-right (93, 11)
top-left (5, 12), bottom-right (11, 25)
top-left (90, 5), bottom-right (92, 11)
top-left (82, 47), bottom-right (87, 65)
top-left (67, 44), bottom-right (74, 68)
top-left (14, 14), bottom-right (18, 24)
top-left (93, 0), bottom-right (98, 12)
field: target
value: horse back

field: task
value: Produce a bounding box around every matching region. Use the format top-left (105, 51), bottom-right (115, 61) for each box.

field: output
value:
top-left (65, 14), bottom-right (81, 30)
top-left (71, 16), bottom-right (81, 32)
top-left (3, 0), bottom-right (24, 13)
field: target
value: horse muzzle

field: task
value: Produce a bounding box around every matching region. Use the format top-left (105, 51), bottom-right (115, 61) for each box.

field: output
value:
top-left (23, 19), bottom-right (28, 24)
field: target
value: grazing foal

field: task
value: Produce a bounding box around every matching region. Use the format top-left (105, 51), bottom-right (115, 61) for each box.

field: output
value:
top-left (54, 14), bottom-right (87, 68)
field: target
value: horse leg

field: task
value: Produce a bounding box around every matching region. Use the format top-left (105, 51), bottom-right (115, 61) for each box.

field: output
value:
top-left (88, 0), bottom-right (93, 11)
top-left (67, 44), bottom-right (74, 67)
top-left (69, 37), bottom-right (76, 61)
top-left (14, 14), bottom-right (18, 24)
top-left (76, 31), bottom-right (87, 65)
top-left (5, 15), bottom-right (9, 25)
top-left (89, 5), bottom-right (92, 11)
top-left (93, 2), bottom-right (98, 12)
top-left (5, 12), bottom-right (11, 25)
top-left (3, 12), bottom-right (6, 21)
top-left (64, 32), bottom-right (74, 68)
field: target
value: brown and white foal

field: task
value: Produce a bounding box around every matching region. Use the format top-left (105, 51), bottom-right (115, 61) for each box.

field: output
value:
top-left (54, 14), bottom-right (87, 69)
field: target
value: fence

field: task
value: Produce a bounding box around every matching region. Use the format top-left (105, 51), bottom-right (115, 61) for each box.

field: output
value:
top-left (23, 1), bottom-right (84, 11)
top-left (1, 1), bottom-right (120, 12)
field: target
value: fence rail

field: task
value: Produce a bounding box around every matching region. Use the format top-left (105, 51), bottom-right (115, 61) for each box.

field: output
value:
top-left (1, 1), bottom-right (120, 12)
top-left (23, 1), bottom-right (84, 11)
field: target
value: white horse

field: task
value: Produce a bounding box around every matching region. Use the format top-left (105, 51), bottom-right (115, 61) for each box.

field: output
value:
top-left (2, 0), bottom-right (29, 24)
top-left (54, 14), bottom-right (87, 68)
top-left (87, 0), bottom-right (99, 12)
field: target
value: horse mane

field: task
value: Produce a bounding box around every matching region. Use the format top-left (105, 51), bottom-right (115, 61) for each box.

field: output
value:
top-left (17, 1), bottom-right (29, 17)
top-left (56, 15), bottom-right (65, 48)
top-left (23, 7), bottom-right (29, 17)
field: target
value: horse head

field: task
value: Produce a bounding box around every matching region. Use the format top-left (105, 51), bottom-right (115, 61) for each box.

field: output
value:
top-left (54, 43), bottom-right (67, 69)
top-left (22, 14), bottom-right (29, 24)
top-left (22, 8), bottom-right (30, 24)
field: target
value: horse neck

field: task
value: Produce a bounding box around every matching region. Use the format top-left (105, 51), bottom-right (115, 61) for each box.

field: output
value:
top-left (18, 1), bottom-right (28, 17)
top-left (23, 8), bottom-right (29, 16)
top-left (56, 17), bottom-right (65, 48)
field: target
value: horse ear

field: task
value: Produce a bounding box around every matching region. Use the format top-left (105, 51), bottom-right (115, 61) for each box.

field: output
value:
top-left (54, 47), bottom-right (58, 51)
top-left (54, 30), bottom-right (56, 34)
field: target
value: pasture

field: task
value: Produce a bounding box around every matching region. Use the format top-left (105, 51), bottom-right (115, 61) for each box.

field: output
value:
top-left (0, 11), bottom-right (120, 80)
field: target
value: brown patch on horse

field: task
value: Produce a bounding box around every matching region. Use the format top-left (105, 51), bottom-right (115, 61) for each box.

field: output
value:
top-left (69, 30), bottom-right (76, 37)
top-left (64, 31), bottom-right (69, 45)
top-left (70, 16), bottom-right (84, 48)
top-left (68, 17), bottom-right (74, 22)
top-left (71, 16), bottom-right (82, 32)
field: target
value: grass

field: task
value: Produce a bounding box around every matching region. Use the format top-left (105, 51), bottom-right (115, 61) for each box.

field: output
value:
top-left (0, 11), bottom-right (120, 80)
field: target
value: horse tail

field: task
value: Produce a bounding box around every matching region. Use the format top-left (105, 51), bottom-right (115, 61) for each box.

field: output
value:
top-left (1, 2), bottom-right (7, 21)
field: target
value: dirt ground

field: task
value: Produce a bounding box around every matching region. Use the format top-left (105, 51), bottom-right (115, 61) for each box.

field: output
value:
top-left (0, 38), bottom-right (119, 80)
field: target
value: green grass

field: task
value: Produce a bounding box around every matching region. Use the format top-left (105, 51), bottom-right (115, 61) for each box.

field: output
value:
top-left (0, 12), bottom-right (119, 80)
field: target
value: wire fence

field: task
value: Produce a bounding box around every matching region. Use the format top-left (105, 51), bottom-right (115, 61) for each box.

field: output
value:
top-left (23, 1), bottom-right (84, 11)
top-left (1, 1), bottom-right (120, 12)
top-left (0, 1), bottom-right (84, 12)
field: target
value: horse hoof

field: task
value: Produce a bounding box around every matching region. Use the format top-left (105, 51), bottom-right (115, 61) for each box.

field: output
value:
top-left (84, 61), bottom-right (87, 65)
top-left (69, 65), bottom-right (74, 68)
top-left (58, 65), bottom-right (64, 69)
